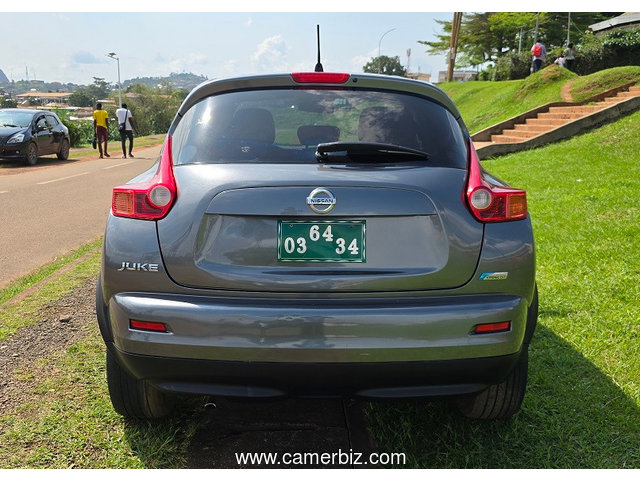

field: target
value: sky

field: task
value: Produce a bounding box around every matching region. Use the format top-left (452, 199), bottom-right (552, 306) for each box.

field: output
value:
top-left (1, 1), bottom-right (629, 87)
top-left (1, 9), bottom-right (454, 86)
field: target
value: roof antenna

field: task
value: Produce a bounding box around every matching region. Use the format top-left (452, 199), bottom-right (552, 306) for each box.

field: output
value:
top-left (314, 25), bottom-right (324, 72)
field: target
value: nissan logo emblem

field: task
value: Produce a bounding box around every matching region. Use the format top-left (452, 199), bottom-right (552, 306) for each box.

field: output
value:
top-left (306, 188), bottom-right (336, 214)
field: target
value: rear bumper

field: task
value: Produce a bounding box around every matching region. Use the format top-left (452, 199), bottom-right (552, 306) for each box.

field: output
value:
top-left (102, 292), bottom-right (529, 397)
top-left (108, 344), bottom-right (522, 398)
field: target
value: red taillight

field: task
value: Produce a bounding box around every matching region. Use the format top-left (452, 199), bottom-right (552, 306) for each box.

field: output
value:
top-left (129, 319), bottom-right (168, 333)
top-left (465, 140), bottom-right (527, 222)
top-left (291, 72), bottom-right (351, 84)
top-left (473, 321), bottom-right (511, 334)
top-left (112, 135), bottom-right (177, 220)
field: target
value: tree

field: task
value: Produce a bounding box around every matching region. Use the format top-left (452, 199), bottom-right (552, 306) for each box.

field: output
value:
top-left (118, 83), bottom-right (184, 136)
top-left (363, 55), bottom-right (407, 76)
top-left (69, 77), bottom-right (112, 107)
top-left (420, 12), bottom-right (621, 70)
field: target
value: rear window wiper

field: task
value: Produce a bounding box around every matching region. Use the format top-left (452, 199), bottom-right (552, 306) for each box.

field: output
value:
top-left (315, 142), bottom-right (430, 163)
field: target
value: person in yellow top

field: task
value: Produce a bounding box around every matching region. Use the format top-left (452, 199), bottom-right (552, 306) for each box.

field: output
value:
top-left (92, 102), bottom-right (110, 158)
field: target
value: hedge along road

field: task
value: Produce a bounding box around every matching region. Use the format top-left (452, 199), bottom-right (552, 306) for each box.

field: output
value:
top-left (0, 144), bottom-right (160, 287)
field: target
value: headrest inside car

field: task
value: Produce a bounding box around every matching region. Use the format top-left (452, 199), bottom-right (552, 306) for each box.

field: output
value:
top-left (226, 108), bottom-right (276, 144)
top-left (297, 125), bottom-right (340, 146)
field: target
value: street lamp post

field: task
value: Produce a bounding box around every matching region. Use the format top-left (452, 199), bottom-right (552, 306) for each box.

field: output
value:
top-left (106, 52), bottom-right (122, 107)
top-left (377, 28), bottom-right (396, 73)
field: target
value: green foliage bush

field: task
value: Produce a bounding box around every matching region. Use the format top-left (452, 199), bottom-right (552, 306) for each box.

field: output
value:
top-left (492, 51), bottom-right (536, 80)
top-left (480, 28), bottom-right (640, 80)
top-left (117, 84), bottom-right (187, 136)
top-left (53, 109), bottom-right (93, 147)
top-left (567, 30), bottom-right (640, 76)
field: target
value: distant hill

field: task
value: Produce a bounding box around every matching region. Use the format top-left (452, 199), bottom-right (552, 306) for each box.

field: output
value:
top-left (123, 72), bottom-right (209, 92)
top-left (0, 69), bottom-right (9, 84)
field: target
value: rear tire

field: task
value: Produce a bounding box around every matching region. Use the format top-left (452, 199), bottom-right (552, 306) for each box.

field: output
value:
top-left (455, 347), bottom-right (528, 420)
top-left (106, 349), bottom-right (173, 419)
top-left (57, 139), bottom-right (70, 160)
top-left (25, 142), bottom-right (38, 166)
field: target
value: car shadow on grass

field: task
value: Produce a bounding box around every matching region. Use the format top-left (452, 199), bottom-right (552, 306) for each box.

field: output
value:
top-left (364, 324), bottom-right (640, 468)
top-left (117, 325), bottom-right (639, 469)
top-left (121, 396), bottom-right (375, 469)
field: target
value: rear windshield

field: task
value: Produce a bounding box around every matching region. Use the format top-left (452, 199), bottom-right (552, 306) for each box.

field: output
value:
top-left (171, 88), bottom-right (467, 168)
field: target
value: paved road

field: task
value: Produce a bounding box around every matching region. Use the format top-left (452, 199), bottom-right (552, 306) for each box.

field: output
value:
top-left (0, 145), bottom-right (160, 287)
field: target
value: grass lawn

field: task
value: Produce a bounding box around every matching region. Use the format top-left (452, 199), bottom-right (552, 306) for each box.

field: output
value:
top-left (439, 66), bottom-right (640, 134)
top-left (570, 66), bottom-right (640, 103)
top-left (439, 66), bottom-right (575, 133)
top-left (365, 110), bottom-right (640, 468)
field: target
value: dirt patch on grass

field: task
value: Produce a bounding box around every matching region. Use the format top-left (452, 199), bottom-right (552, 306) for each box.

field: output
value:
top-left (0, 277), bottom-right (97, 414)
top-left (561, 80), bottom-right (575, 102)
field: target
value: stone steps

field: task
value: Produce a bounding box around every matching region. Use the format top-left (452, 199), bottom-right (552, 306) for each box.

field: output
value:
top-left (484, 85), bottom-right (639, 145)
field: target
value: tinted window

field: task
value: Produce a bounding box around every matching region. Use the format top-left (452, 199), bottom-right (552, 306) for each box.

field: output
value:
top-left (46, 115), bottom-right (59, 127)
top-left (172, 89), bottom-right (467, 168)
top-left (35, 116), bottom-right (47, 130)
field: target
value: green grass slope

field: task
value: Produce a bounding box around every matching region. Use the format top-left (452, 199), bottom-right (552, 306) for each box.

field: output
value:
top-left (439, 66), bottom-right (640, 134)
top-left (570, 66), bottom-right (640, 102)
top-left (366, 110), bottom-right (640, 468)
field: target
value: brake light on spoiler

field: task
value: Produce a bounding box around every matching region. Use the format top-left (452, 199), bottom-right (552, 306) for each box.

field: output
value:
top-left (112, 136), bottom-right (177, 220)
top-left (465, 140), bottom-right (527, 222)
top-left (291, 72), bottom-right (351, 84)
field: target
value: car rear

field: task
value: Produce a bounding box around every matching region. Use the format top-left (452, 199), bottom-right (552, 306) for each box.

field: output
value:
top-left (98, 73), bottom-right (536, 419)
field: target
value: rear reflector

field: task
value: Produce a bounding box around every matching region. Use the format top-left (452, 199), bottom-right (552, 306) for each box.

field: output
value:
top-left (130, 320), bottom-right (168, 333)
top-left (291, 72), bottom-right (351, 84)
top-left (474, 321), bottom-right (511, 334)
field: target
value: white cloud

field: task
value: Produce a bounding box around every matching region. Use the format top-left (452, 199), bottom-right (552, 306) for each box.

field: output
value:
top-left (221, 59), bottom-right (240, 76)
top-left (50, 13), bottom-right (71, 22)
top-left (71, 51), bottom-right (103, 64)
top-left (251, 35), bottom-right (289, 73)
top-left (167, 52), bottom-right (208, 74)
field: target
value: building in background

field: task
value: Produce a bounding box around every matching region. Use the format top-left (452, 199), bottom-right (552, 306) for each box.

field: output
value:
top-left (588, 12), bottom-right (640, 36)
top-left (437, 70), bottom-right (477, 83)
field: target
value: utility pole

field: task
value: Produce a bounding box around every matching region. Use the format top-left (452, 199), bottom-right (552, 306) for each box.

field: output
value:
top-left (377, 28), bottom-right (396, 74)
top-left (447, 12), bottom-right (463, 82)
top-left (567, 12), bottom-right (571, 44)
top-left (106, 53), bottom-right (122, 107)
top-left (518, 26), bottom-right (524, 54)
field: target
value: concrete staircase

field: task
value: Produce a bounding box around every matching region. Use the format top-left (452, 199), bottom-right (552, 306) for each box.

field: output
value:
top-left (473, 85), bottom-right (640, 152)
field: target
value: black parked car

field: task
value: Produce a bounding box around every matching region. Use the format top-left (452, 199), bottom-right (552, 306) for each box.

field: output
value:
top-left (0, 108), bottom-right (70, 165)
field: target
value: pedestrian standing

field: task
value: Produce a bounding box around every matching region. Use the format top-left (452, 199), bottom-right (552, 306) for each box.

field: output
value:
top-left (564, 43), bottom-right (577, 71)
top-left (531, 40), bottom-right (547, 73)
top-left (92, 102), bottom-right (110, 158)
top-left (115, 103), bottom-right (137, 158)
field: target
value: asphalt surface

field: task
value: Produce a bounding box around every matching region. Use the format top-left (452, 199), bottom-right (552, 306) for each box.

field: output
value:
top-left (0, 145), bottom-right (159, 287)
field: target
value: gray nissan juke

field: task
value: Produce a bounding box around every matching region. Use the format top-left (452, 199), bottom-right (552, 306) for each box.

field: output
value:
top-left (97, 71), bottom-right (537, 420)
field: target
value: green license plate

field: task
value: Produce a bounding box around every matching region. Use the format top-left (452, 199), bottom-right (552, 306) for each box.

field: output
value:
top-left (277, 220), bottom-right (366, 263)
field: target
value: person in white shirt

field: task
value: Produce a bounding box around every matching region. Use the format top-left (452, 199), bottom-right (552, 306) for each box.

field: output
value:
top-left (115, 103), bottom-right (137, 158)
